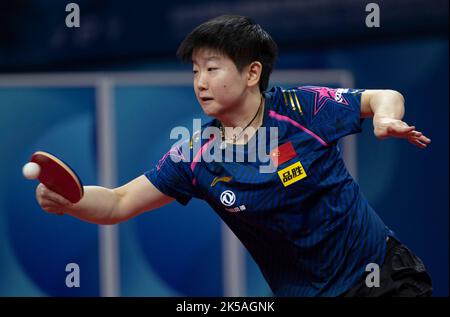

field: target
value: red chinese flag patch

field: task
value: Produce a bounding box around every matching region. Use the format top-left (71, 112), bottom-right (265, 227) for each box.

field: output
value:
top-left (270, 141), bottom-right (297, 167)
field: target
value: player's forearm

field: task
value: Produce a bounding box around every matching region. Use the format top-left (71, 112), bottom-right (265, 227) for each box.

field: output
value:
top-left (65, 186), bottom-right (120, 225)
top-left (369, 90), bottom-right (405, 120)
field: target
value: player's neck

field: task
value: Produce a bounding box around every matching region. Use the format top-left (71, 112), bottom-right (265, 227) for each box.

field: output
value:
top-left (218, 92), bottom-right (263, 129)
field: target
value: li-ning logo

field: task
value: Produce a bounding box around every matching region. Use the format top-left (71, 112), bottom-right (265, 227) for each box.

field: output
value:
top-left (220, 190), bottom-right (236, 207)
top-left (211, 176), bottom-right (232, 187)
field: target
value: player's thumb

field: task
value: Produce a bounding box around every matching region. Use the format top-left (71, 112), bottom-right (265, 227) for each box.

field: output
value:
top-left (400, 125), bottom-right (415, 132)
top-left (36, 183), bottom-right (71, 206)
top-left (394, 125), bottom-right (415, 137)
top-left (35, 183), bottom-right (46, 201)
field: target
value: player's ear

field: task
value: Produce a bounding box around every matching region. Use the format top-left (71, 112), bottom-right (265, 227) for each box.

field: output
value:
top-left (246, 61), bottom-right (262, 88)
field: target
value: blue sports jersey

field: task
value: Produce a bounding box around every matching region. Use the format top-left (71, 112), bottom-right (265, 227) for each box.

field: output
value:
top-left (145, 86), bottom-right (394, 296)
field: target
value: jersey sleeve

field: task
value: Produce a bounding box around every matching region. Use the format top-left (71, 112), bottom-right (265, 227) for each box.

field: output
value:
top-left (144, 141), bottom-right (198, 206)
top-left (290, 86), bottom-right (365, 144)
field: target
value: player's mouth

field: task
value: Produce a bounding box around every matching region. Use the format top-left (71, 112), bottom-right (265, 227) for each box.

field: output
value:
top-left (200, 96), bottom-right (214, 102)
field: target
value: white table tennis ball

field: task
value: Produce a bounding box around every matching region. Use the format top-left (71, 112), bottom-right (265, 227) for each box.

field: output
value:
top-left (23, 162), bottom-right (41, 180)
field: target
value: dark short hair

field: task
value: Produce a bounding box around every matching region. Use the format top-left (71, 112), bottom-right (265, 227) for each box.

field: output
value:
top-left (176, 15), bottom-right (278, 92)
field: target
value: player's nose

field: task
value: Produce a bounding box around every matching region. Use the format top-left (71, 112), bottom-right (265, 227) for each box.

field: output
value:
top-left (196, 73), bottom-right (208, 91)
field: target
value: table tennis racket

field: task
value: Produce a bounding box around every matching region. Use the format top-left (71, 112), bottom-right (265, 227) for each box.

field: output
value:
top-left (30, 151), bottom-right (84, 203)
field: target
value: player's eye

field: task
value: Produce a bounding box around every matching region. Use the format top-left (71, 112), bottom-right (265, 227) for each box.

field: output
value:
top-left (207, 67), bottom-right (218, 71)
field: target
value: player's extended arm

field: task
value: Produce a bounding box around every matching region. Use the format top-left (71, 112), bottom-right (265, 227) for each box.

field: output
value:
top-left (36, 175), bottom-right (174, 224)
top-left (360, 89), bottom-right (431, 149)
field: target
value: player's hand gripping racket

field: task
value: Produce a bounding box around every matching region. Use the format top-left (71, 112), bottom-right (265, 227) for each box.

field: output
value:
top-left (23, 151), bottom-right (84, 204)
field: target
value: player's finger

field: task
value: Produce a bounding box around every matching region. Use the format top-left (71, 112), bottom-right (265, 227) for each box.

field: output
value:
top-left (41, 200), bottom-right (66, 214)
top-left (418, 135), bottom-right (431, 144)
top-left (409, 130), bottom-right (422, 137)
top-left (35, 183), bottom-right (45, 204)
top-left (407, 138), bottom-right (420, 148)
top-left (387, 125), bottom-right (414, 137)
top-left (45, 208), bottom-right (65, 216)
top-left (41, 203), bottom-right (61, 214)
top-left (38, 183), bottom-right (72, 206)
top-left (408, 138), bottom-right (427, 149)
top-left (45, 193), bottom-right (71, 207)
top-left (409, 134), bottom-right (431, 145)
top-left (407, 130), bottom-right (431, 145)
top-left (398, 125), bottom-right (415, 133)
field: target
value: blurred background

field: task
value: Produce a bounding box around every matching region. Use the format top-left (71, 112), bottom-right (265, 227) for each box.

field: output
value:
top-left (0, 0), bottom-right (448, 297)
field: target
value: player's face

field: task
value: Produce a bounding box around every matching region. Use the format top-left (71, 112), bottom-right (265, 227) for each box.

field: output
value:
top-left (192, 48), bottom-right (248, 117)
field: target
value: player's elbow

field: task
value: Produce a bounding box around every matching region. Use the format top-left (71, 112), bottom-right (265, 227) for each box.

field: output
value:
top-left (108, 186), bottom-right (149, 224)
top-left (384, 89), bottom-right (404, 104)
top-left (106, 188), bottom-right (129, 225)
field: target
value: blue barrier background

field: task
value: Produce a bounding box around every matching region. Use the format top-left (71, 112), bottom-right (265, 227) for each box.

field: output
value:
top-left (0, 88), bottom-right (99, 296)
